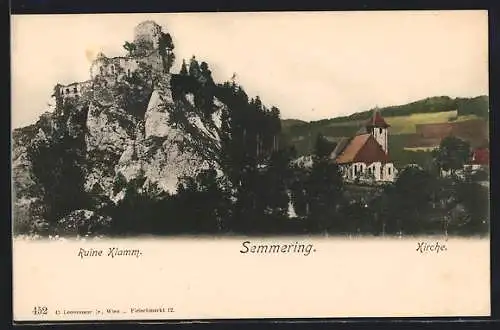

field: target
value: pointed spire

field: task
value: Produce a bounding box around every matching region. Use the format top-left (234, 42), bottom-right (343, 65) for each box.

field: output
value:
top-left (366, 107), bottom-right (390, 128)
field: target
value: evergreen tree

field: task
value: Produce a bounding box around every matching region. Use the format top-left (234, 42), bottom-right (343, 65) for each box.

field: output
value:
top-left (313, 133), bottom-right (335, 159)
top-left (196, 61), bottom-right (215, 117)
top-left (261, 149), bottom-right (294, 230)
top-left (180, 59), bottom-right (188, 76)
top-left (158, 32), bottom-right (175, 72)
top-left (290, 166), bottom-right (310, 219)
top-left (305, 134), bottom-right (344, 234)
top-left (200, 61), bottom-right (209, 74)
top-left (214, 81), bottom-right (292, 234)
top-left (188, 56), bottom-right (200, 78)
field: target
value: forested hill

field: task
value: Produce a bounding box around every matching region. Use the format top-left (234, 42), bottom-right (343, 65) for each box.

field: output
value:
top-left (306, 95), bottom-right (488, 126)
top-left (281, 95), bottom-right (489, 159)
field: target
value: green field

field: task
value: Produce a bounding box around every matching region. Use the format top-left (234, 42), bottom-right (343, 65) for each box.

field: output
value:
top-left (387, 111), bottom-right (484, 135)
top-left (386, 110), bottom-right (457, 134)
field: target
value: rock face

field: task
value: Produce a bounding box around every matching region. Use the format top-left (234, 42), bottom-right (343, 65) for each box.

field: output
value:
top-left (12, 70), bottom-right (227, 234)
top-left (12, 126), bottom-right (46, 234)
top-left (85, 101), bottom-right (139, 197)
top-left (116, 75), bottom-right (222, 194)
top-left (143, 75), bottom-right (176, 140)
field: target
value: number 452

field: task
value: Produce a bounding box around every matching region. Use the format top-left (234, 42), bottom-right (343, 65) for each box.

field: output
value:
top-left (33, 306), bottom-right (48, 315)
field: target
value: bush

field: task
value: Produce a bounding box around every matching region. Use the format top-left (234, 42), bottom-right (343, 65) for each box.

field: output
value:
top-left (56, 210), bottom-right (112, 237)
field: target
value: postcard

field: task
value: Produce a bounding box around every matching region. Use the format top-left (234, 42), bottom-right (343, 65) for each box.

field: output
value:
top-left (11, 11), bottom-right (490, 322)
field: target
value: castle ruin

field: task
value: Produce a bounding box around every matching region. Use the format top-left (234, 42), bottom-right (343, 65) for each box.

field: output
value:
top-left (54, 21), bottom-right (172, 103)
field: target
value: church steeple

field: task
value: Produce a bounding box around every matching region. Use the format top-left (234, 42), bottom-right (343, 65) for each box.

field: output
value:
top-left (365, 107), bottom-right (390, 153)
top-left (366, 107), bottom-right (390, 129)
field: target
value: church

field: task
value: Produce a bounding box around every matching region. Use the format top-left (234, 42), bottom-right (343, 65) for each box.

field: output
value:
top-left (330, 109), bottom-right (397, 183)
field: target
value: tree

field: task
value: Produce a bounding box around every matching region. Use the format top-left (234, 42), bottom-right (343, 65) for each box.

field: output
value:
top-left (387, 166), bottom-right (438, 234)
top-left (174, 169), bottom-right (231, 234)
top-left (270, 106), bottom-right (281, 151)
top-left (432, 136), bottom-right (471, 175)
top-left (262, 150), bottom-right (294, 219)
top-left (200, 61), bottom-right (208, 73)
top-left (189, 56), bottom-right (200, 78)
top-left (158, 32), bottom-right (175, 72)
top-left (180, 59), bottom-right (188, 76)
top-left (304, 134), bottom-right (344, 234)
top-left (454, 177), bottom-right (489, 235)
top-left (313, 133), bottom-right (335, 160)
top-left (193, 61), bottom-right (216, 117)
top-left (27, 126), bottom-right (90, 231)
top-left (123, 41), bottom-right (137, 56)
top-left (289, 165), bottom-right (310, 219)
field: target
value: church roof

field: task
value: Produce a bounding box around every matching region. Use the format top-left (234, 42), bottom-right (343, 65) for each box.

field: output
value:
top-left (366, 109), bottom-right (390, 128)
top-left (333, 133), bottom-right (390, 164)
top-left (330, 137), bottom-right (351, 159)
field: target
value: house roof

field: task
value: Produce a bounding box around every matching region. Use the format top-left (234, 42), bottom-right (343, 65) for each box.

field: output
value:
top-left (333, 133), bottom-right (391, 164)
top-left (366, 109), bottom-right (390, 128)
top-left (471, 147), bottom-right (489, 165)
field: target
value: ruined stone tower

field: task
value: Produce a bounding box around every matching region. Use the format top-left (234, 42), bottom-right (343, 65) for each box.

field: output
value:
top-left (133, 21), bottom-right (163, 51)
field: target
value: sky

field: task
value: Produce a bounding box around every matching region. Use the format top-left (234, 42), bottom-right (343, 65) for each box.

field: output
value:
top-left (11, 11), bottom-right (488, 129)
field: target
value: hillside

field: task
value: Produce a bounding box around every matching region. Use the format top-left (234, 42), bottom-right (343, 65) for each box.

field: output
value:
top-left (282, 95), bottom-right (489, 167)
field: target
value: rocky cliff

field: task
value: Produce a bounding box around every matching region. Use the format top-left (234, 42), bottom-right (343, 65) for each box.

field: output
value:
top-left (12, 70), bottom-right (227, 235)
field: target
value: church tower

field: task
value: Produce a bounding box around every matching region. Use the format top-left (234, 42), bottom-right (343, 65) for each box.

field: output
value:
top-left (365, 108), bottom-right (390, 153)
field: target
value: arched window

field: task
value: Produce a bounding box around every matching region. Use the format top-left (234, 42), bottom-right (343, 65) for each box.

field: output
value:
top-left (388, 167), bottom-right (391, 175)
top-left (66, 88), bottom-right (69, 94)
top-left (379, 128), bottom-right (383, 134)
top-left (73, 87), bottom-right (77, 93)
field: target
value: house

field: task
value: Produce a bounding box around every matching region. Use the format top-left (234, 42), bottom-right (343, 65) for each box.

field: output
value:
top-left (471, 147), bottom-right (489, 166)
top-left (464, 146), bottom-right (489, 173)
top-left (330, 109), bottom-right (397, 183)
top-left (439, 146), bottom-right (489, 178)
